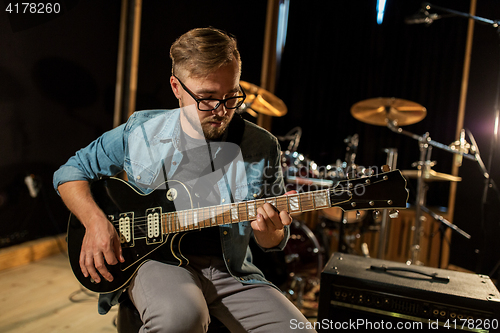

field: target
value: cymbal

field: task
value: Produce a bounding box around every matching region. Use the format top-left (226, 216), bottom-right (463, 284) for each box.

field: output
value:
top-left (240, 81), bottom-right (287, 117)
top-left (351, 97), bottom-right (426, 126)
top-left (401, 169), bottom-right (461, 182)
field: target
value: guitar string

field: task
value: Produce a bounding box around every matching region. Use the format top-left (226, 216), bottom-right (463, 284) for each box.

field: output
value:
top-left (108, 177), bottom-right (396, 231)
top-left (109, 192), bottom-right (326, 231)
top-left (109, 184), bottom-right (391, 234)
top-left (110, 173), bottom-right (399, 234)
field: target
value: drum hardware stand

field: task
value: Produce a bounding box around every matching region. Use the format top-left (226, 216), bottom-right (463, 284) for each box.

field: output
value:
top-left (377, 148), bottom-right (398, 259)
top-left (335, 211), bottom-right (364, 254)
top-left (337, 211), bottom-right (347, 253)
top-left (411, 133), bottom-right (432, 265)
top-left (387, 121), bottom-right (476, 265)
top-left (283, 220), bottom-right (324, 311)
top-left (285, 275), bottom-right (306, 309)
top-left (344, 134), bottom-right (359, 170)
top-left (337, 134), bottom-right (360, 254)
top-left (420, 205), bottom-right (470, 268)
top-left (277, 126), bottom-right (302, 153)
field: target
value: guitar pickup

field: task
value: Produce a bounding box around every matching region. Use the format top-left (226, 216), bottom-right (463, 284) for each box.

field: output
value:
top-left (118, 212), bottom-right (134, 248)
top-left (146, 207), bottom-right (163, 244)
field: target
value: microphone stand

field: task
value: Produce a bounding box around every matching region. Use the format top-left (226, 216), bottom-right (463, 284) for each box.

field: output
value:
top-left (387, 121), bottom-right (477, 163)
top-left (424, 2), bottom-right (500, 273)
top-left (423, 2), bottom-right (500, 27)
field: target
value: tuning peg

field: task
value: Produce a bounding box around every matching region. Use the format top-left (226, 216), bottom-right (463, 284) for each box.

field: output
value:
top-left (381, 165), bottom-right (391, 173)
top-left (366, 168), bottom-right (375, 176)
top-left (389, 209), bottom-right (399, 219)
top-left (372, 210), bottom-right (381, 221)
top-left (356, 210), bottom-right (362, 220)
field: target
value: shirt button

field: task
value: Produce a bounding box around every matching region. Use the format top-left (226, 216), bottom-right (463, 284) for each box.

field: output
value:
top-left (253, 193), bottom-right (258, 198)
top-left (172, 161), bottom-right (177, 165)
top-left (222, 199), bottom-right (225, 203)
top-left (136, 175), bottom-right (141, 180)
top-left (223, 231), bottom-right (228, 236)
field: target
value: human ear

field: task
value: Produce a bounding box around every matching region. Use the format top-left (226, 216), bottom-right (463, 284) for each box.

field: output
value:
top-left (170, 76), bottom-right (182, 99)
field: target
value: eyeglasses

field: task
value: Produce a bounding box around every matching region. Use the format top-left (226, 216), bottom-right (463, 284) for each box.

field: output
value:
top-left (174, 75), bottom-right (247, 112)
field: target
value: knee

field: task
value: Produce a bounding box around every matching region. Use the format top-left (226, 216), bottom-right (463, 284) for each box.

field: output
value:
top-left (142, 305), bottom-right (210, 333)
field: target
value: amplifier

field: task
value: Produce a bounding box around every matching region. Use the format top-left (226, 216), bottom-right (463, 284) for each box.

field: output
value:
top-left (317, 253), bottom-right (500, 332)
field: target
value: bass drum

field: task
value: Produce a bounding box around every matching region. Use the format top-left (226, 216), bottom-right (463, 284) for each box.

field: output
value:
top-left (284, 219), bottom-right (324, 280)
top-left (250, 219), bottom-right (325, 289)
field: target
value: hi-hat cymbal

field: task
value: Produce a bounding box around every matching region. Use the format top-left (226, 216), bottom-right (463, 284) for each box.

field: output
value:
top-left (240, 81), bottom-right (287, 117)
top-left (351, 97), bottom-right (426, 126)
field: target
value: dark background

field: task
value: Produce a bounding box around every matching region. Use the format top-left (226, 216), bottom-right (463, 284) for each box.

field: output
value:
top-left (1, 0), bottom-right (499, 277)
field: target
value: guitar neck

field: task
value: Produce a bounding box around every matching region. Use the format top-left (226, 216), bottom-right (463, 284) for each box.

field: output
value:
top-left (159, 169), bottom-right (408, 234)
top-left (161, 189), bottom-right (339, 234)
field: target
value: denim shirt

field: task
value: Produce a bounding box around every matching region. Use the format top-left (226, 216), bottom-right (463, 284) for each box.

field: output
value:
top-left (53, 108), bottom-right (289, 314)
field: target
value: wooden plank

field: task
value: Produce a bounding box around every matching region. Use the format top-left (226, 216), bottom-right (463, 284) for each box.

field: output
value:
top-left (0, 234), bottom-right (67, 272)
top-left (0, 253), bottom-right (116, 333)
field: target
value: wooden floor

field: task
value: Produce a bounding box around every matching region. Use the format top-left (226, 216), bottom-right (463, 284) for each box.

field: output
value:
top-left (0, 251), bottom-right (117, 333)
top-left (0, 240), bottom-right (318, 333)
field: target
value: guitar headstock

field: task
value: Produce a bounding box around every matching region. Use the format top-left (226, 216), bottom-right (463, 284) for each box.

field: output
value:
top-left (330, 169), bottom-right (408, 211)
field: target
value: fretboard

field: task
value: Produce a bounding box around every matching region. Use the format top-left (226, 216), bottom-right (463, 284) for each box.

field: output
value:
top-left (161, 189), bottom-right (341, 234)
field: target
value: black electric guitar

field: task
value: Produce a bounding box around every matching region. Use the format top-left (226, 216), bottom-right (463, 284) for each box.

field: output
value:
top-left (67, 169), bottom-right (408, 293)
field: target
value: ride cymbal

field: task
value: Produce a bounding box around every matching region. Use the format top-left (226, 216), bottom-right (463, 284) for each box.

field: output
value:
top-left (240, 81), bottom-right (287, 117)
top-left (351, 97), bottom-right (426, 126)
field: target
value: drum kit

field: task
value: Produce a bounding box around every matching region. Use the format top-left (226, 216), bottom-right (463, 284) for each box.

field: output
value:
top-left (240, 84), bottom-right (475, 312)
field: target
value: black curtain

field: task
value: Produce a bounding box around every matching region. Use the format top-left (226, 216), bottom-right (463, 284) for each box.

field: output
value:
top-left (0, 0), bottom-right (268, 248)
top-left (0, 0), bottom-right (120, 247)
top-left (135, 1), bottom-right (267, 111)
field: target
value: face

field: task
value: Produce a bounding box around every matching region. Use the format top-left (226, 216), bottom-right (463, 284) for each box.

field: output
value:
top-left (171, 59), bottom-right (241, 140)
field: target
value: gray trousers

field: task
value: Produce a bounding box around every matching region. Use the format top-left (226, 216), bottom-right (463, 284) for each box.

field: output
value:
top-left (127, 255), bottom-right (317, 333)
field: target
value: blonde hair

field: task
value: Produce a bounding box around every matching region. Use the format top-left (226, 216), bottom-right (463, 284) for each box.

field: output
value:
top-left (170, 27), bottom-right (241, 79)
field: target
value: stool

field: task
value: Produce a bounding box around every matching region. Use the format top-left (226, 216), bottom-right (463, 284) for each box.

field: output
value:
top-left (115, 296), bottom-right (230, 333)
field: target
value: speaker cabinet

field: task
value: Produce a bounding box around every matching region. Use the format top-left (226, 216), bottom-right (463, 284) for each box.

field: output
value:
top-left (317, 253), bottom-right (500, 331)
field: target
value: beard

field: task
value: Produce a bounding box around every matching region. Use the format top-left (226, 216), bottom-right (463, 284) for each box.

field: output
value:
top-left (201, 114), bottom-right (234, 140)
top-left (181, 104), bottom-right (234, 140)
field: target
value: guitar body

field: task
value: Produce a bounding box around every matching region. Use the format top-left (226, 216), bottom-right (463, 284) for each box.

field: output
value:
top-left (67, 177), bottom-right (193, 293)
